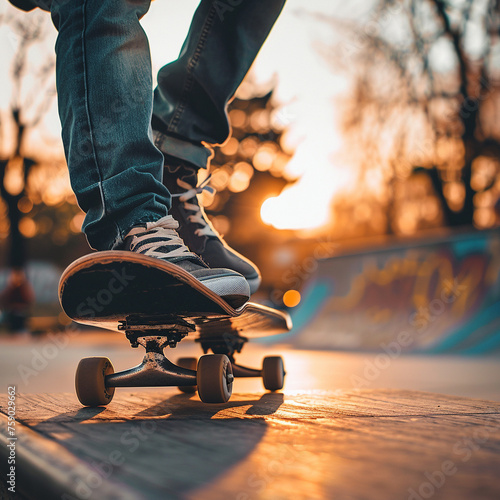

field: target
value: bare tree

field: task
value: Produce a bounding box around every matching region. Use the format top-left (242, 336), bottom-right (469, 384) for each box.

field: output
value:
top-left (0, 8), bottom-right (55, 268)
top-left (323, 0), bottom-right (500, 231)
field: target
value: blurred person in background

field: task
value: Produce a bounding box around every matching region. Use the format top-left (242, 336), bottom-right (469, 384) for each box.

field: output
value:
top-left (0, 268), bottom-right (35, 333)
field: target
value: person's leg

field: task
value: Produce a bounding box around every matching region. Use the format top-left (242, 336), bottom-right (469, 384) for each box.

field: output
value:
top-left (152, 0), bottom-right (286, 294)
top-left (152, 0), bottom-right (286, 166)
top-left (49, 0), bottom-right (250, 305)
top-left (51, 0), bottom-right (169, 251)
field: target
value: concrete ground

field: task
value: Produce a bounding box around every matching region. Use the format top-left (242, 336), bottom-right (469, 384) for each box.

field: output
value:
top-left (0, 330), bottom-right (499, 400)
top-left (0, 331), bottom-right (500, 500)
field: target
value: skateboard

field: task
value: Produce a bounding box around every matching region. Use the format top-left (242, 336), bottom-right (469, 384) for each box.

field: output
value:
top-left (59, 251), bottom-right (292, 406)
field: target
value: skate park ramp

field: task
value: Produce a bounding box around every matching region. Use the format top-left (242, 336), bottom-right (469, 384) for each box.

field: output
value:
top-left (283, 229), bottom-right (500, 354)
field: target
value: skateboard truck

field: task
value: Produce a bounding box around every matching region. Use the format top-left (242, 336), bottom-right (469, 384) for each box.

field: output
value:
top-left (105, 351), bottom-right (198, 388)
top-left (108, 318), bottom-right (198, 388)
top-left (196, 333), bottom-right (280, 380)
top-left (106, 334), bottom-right (198, 389)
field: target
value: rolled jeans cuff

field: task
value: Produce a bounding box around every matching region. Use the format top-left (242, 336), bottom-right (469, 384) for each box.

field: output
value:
top-left (153, 131), bottom-right (213, 170)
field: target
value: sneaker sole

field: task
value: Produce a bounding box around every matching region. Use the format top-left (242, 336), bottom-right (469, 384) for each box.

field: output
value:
top-left (195, 273), bottom-right (251, 307)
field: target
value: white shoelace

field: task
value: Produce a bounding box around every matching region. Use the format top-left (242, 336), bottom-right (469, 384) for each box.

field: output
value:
top-left (126, 215), bottom-right (197, 259)
top-left (172, 177), bottom-right (218, 238)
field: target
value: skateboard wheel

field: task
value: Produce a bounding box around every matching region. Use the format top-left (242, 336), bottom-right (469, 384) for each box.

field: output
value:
top-left (262, 356), bottom-right (285, 391)
top-left (75, 357), bottom-right (115, 407)
top-left (197, 354), bottom-right (233, 404)
top-left (176, 357), bottom-right (198, 394)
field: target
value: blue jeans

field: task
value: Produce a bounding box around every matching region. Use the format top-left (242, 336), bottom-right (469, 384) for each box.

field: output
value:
top-left (46, 0), bottom-right (285, 250)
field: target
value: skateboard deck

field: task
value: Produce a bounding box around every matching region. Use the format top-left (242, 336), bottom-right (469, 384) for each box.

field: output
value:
top-left (59, 251), bottom-right (292, 337)
top-left (59, 251), bottom-right (292, 406)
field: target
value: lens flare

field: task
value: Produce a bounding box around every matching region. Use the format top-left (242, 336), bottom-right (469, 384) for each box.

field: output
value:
top-left (283, 290), bottom-right (301, 308)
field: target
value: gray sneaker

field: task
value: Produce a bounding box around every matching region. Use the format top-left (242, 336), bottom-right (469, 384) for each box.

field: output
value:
top-left (122, 215), bottom-right (250, 308)
top-left (163, 161), bottom-right (262, 294)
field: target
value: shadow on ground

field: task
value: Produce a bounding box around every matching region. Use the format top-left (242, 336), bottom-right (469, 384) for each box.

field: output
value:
top-left (31, 392), bottom-right (284, 498)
